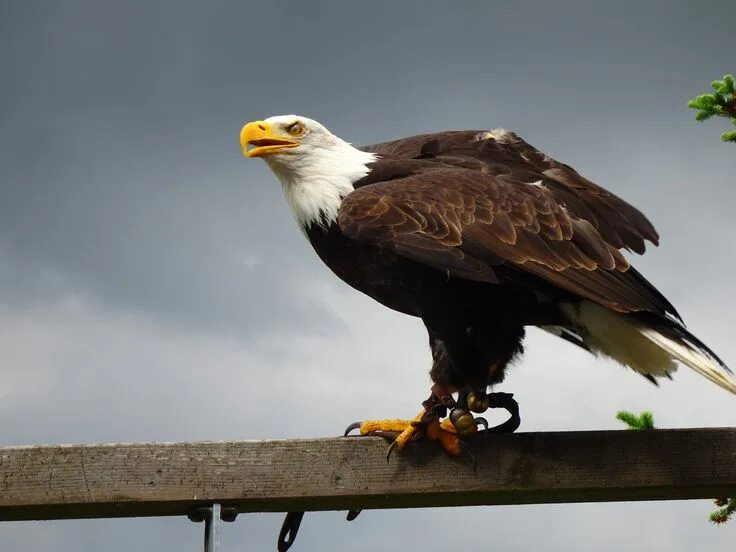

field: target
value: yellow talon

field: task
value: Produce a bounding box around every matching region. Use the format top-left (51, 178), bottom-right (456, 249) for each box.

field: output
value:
top-left (358, 419), bottom-right (415, 435)
top-left (392, 412), bottom-right (424, 449)
top-left (440, 418), bottom-right (457, 433)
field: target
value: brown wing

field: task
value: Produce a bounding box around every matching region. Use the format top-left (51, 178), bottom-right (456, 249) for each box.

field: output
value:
top-left (360, 129), bottom-right (659, 254)
top-left (340, 148), bottom-right (677, 317)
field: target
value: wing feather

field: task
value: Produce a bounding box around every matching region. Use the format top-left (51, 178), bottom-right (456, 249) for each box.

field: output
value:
top-left (361, 130), bottom-right (660, 254)
top-left (342, 135), bottom-right (679, 318)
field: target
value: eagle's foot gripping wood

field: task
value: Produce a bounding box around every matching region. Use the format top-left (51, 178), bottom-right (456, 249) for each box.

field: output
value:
top-left (343, 386), bottom-right (512, 462)
top-left (348, 413), bottom-right (474, 459)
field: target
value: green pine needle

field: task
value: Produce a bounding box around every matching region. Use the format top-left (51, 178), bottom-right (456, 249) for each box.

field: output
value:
top-left (710, 498), bottom-right (736, 525)
top-left (688, 74), bottom-right (736, 142)
top-left (615, 410), bottom-right (655, 430)
top-left (724, 74), bottom-right (735, 92)
top-left (639, 411), bottom-right (654, 429)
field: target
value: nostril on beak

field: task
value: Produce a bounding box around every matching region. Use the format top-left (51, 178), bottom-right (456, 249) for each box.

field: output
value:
top-left (257, 123), bottom-right (266, 131)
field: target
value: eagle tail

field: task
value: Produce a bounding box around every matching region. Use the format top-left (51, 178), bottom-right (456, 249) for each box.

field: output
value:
top-left (560, 301), bottom-right (736, 394)
top-left (637, 325), bottom-right (735, 394)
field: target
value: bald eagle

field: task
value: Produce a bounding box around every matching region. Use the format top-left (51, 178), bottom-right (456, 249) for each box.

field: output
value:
top-left (241, 115), bottom-right (734, 455)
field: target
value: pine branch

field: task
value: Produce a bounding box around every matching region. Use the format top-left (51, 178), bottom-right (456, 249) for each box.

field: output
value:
top-left (615, 410), bottom-right (655, 430)
top-left (710, 498), bottom-right (736, 525)
top-left (687, 74), bottom-right (736, 142)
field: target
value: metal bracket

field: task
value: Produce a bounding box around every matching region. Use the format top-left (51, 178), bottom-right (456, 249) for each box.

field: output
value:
top-left (188, 504), bottom-right (239, 552)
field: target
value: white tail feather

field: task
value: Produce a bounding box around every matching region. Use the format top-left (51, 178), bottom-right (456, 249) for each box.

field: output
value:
top-left (562, 302), bottom-right (736, 394)
top-left (638, 328), bottom-right (736, 394)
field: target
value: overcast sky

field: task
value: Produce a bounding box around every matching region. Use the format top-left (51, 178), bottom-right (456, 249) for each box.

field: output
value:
top-left (1, 0), bottom-right (735, 550)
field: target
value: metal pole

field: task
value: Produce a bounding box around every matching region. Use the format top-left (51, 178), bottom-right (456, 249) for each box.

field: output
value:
top-left (204, 503), bottom-right (221, 552)
top-left (188, 504), bottom-right (238, 552)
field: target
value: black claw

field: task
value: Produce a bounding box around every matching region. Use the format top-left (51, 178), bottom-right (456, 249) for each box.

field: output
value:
top-left (386, 440), bottom-right (399, 463)
top-left (458, 441), bottom-right (478, 471)
top-left (343, 422), bottom-right (362, 437)
top-left (346, 509), bottom-right (362, 521)
top-left (475, 417), bottom-right (488, 431)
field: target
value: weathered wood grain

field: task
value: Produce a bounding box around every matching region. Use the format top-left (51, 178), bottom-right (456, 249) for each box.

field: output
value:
top-left (1, 428), bottom-right (735, 521)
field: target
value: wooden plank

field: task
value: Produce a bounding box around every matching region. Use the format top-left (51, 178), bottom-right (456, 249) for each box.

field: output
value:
top-left (0, 428), bottom-right (735, 521)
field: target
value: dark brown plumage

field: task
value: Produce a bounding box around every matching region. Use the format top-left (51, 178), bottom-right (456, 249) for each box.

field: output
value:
top-left (350, 130), bottom-right (673, 316)
top-left (319, 129), bottom-right (728, 391)
top-left (243, 115), bottom-right (734, 395)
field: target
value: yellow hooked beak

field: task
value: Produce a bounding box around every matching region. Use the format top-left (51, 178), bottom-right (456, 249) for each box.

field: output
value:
top-left (240, 121), bottom-right (299, 158)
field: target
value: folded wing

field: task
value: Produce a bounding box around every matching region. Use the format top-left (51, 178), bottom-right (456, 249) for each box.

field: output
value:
top-left (346, 130), bottom-right (676, 318)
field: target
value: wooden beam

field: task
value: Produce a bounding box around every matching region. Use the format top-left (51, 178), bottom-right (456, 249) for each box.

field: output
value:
top-left (1, 428), bottom-right (735, 521)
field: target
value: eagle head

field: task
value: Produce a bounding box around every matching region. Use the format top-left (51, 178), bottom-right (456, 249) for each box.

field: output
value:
top-left (240, 115), bottom-right (376, 229)
top-left (239, 115), bottom-right (337, 159)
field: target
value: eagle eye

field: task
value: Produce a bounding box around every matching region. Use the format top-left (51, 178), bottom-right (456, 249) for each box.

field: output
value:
top-left (286, 121), bottom-right (305, 137)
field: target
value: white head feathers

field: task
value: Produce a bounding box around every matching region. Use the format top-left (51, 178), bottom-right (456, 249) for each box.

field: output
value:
top-left (257, 115), bottom-right (376, 230)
